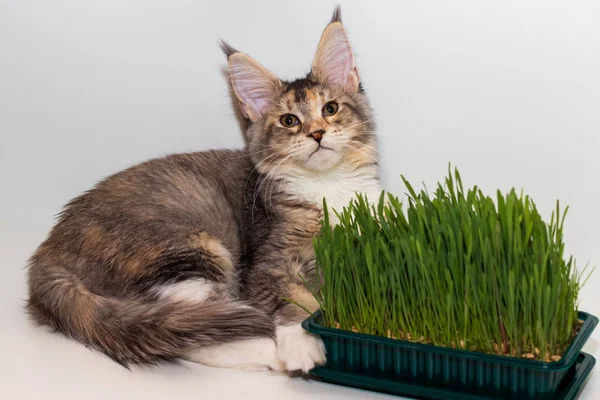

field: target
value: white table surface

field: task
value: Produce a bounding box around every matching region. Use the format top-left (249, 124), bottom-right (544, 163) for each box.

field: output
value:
top-left (1, 237), bottom-right (598, 400)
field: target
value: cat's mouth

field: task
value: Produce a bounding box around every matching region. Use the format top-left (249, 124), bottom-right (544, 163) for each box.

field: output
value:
top-left (308, 145), bottom-right (334, 158)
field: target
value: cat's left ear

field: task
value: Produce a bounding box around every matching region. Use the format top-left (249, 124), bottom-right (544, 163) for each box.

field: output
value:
top-left (311, 6), bottom-right (360, 92)
top-left (220, 40), bottom-right (282, 121)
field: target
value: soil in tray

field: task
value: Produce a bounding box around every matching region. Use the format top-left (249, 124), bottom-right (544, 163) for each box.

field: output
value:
top-left (330, 319), bottom-right (585, 363)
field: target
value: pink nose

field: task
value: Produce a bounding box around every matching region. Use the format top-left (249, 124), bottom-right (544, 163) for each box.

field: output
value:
top-left (310, 130), bottom-right (324, 143)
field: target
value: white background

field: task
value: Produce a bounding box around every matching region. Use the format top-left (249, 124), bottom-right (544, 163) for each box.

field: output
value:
top-left (1, 1), bottom-right (599, 399)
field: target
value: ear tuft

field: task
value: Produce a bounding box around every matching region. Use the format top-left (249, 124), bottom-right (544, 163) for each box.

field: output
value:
top-left (331, 5), bottom-right (342, 23)
top-left (219, 39), bottom-right (239, 59)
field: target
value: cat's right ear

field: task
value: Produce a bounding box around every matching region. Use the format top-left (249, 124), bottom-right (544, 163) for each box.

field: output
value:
top-left (311, 6), bottom-right (360, 92)
top-left (220, 40), bottom-right (282, 121)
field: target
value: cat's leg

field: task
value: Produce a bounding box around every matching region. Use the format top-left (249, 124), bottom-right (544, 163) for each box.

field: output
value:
top-left (185, 337), bottom-right (285, 372)
top-left (148, 235), bottom-right (284, 372)
top-left (244, 256), bottom-right (326, 374)
top-left (156, 271), bottom-right (285, 371)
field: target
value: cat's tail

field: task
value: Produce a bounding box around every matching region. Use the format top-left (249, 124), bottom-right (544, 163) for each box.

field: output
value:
top-left (26, 265), bottom-right (275, 366)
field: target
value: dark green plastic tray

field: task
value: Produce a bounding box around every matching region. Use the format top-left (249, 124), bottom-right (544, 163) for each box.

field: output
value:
top-left (303, 311), bottom-right (597, 399)
top-left (310, 352), bottom-right (595, 400)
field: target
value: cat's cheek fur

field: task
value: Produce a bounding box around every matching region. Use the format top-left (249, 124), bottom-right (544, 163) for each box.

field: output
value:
top-left (275, 323), bottom-right (327, 373)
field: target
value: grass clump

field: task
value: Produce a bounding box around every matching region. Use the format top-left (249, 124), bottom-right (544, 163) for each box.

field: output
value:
top-left (313, 167), bottom-right (591, 361)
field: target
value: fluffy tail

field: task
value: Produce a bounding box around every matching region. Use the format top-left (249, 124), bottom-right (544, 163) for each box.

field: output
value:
top-left (27, 266), bottom-right (274, 366)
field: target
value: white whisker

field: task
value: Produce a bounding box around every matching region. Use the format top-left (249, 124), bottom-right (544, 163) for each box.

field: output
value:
top-left (244, 146), bottom-right (297, 214)
top-left (340, 119), bottom-right (375, 132)
top-left (253, 151), bottom-right (299, 218)
top-left (342, 142), bottom-right (379, 162)
top-left (349, 140), bottom-right (381, 156)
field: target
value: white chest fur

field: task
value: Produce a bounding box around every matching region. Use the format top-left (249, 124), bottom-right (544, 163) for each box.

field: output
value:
top-left (281, 165), bottom-right (382, 223)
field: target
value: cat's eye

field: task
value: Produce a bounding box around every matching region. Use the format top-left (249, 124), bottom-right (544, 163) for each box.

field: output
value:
top-left (322, 101), bottom-right (339, 116)
top-left (280, 114), bottom-right (299, 128)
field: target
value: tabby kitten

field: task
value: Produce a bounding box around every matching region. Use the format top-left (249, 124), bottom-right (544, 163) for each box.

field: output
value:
top-left (27, 7), bottom-right (381, 373)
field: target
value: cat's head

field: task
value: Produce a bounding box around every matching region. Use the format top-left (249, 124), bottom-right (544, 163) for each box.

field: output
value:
top-left (223, 6), bottom-right (376, 174)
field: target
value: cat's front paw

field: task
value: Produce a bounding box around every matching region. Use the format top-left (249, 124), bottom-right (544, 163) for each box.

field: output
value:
top-left (275, 323), bottom-right (326, 374)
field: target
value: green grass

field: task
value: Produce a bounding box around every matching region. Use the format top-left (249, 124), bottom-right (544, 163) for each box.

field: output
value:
top-left (312, 167), bottom-right (592, 361)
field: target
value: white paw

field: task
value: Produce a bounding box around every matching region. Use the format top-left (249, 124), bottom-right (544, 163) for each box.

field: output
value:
top-left (275, 323), bottom-right (326, 373)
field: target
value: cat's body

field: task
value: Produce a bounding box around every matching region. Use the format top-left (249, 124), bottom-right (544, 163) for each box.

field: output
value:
top-left (27, 7), bottom-right (381, 373)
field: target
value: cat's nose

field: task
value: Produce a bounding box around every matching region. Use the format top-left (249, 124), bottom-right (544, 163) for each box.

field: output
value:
top-left (309, 130), bottom-right (325, 143)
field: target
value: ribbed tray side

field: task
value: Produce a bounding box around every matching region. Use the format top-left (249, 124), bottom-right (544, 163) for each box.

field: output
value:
top-left (305, 311), bottom-right (597, 399)
top-left (322, 335), bottom-right (570, 398)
